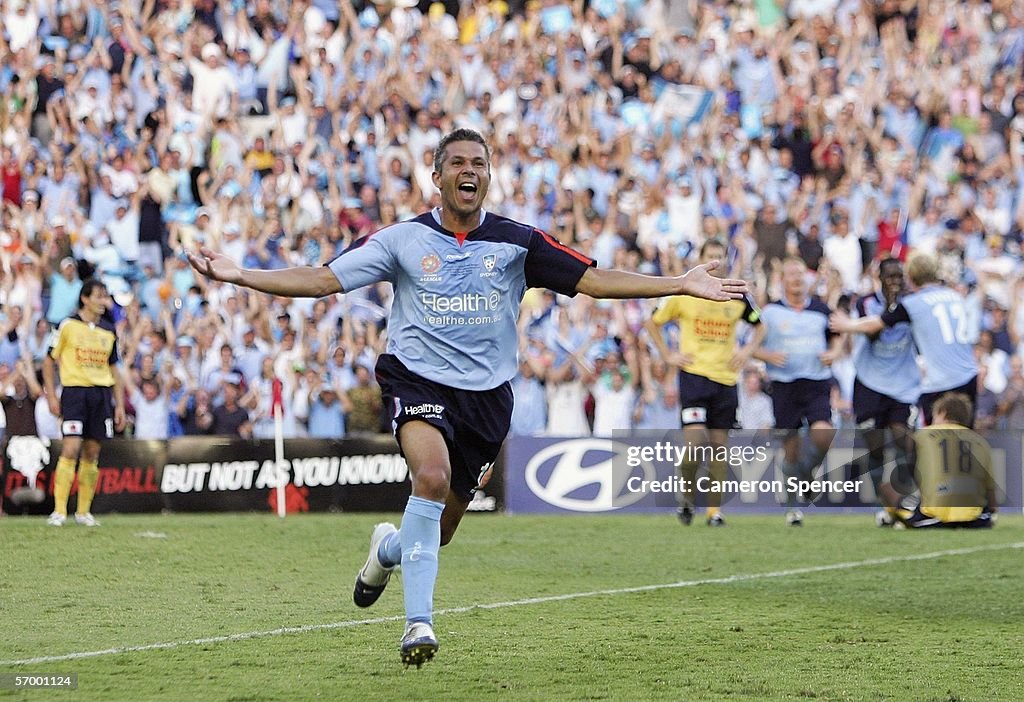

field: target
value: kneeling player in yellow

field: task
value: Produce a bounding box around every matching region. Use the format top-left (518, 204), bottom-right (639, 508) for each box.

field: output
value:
top-left (880, 393), bottom-right (996, 529)
top-left (42, 279), bottom-right (126, 527)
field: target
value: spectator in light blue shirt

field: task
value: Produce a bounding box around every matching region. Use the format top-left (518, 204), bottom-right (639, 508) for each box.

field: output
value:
top-left (510, 359), bottom-right (547, 436)
top-left (46, 257), bottom-right (82, 325)
top-left (307, 381), bottom-right (350, 438)
top-left (733, 43), bottom-right (778, 112)
top-left (230, 46), bottom-right (259, 108)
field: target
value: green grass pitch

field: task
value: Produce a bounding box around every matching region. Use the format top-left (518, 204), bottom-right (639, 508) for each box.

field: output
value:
top-left (1, 512), bottom-right (1023, 701)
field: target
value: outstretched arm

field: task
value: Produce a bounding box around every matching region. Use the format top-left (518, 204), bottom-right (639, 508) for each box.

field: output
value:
top-left (188, 247), bottom-right (342, 297)
top-left (830, 311), bottom-right (884, 336)
top-left (576, 261), bottom-right (747, 301)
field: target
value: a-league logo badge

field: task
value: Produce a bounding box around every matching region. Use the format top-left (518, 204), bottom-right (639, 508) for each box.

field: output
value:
top-left (421, 254), bottom-right (441, 274)
top-left (482, 254), bottom-right (496, 272)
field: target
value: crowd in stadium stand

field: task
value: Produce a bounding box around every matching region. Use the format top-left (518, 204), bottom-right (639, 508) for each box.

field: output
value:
top-left (0, 0), bottom-right (1023, 441)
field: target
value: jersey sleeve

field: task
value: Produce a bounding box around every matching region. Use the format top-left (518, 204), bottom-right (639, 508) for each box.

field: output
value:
top-left (742, 294), bottom-right (761, 325)
top-left (326, 229), bottom-right (397, 292)
top-left (651, 297), bottom-right (681, 326)
top-left (524, 228), bottom-right (596, 296)
top-left (810, 298), bottom-right (837, 341)
top-left (880, 302), bottom-right (911, 327)
top-left (854, 296), bottom-right (868, 318)
top-left (47, 322), bottom-right (66, 360)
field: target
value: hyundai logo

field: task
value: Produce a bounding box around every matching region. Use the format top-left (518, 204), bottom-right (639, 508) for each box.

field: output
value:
top-left (524, 439), bottom-right (656, 512)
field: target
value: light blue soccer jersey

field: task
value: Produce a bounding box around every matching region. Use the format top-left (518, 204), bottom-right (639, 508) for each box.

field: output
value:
top-left (327, 209), bottom-right (595, 390)
top-left (881, 285), bottom-right (977, 394)
top-left (853, 292), bottom-right (920, 403)
top-left (760, 297), bottom-right (834, 383)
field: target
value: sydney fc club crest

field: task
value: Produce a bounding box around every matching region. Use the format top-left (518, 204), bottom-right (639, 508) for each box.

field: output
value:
top-left (480, 253), bottom-right (498, 278)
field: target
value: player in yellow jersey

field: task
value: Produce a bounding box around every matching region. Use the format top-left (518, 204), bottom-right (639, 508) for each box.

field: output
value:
top-left (645, 239), bottom-right (765, 526)
top-left (880, 393), bottom-right (996, 529)
top-left (42, 279), bottom-right (126, 527)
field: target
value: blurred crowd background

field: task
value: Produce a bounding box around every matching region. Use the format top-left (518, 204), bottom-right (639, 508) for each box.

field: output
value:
top-left (0, 0), bottom-right (1023, 443)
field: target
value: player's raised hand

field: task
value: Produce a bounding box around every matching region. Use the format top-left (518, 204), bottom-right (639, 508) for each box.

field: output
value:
top-left (680, 261), bottom-right (748, 301)
top-left (188, 247), bottom-right (243, 285)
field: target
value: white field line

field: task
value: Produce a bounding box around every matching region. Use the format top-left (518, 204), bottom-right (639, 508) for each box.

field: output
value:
top-left (2, 540), bottom-right (1021, 667)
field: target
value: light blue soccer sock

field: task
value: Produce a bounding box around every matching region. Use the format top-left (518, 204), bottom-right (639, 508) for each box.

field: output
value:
top-left (377, 530), bottom-right (402, 568)
top-left (400, 495), bottom-right (445, 625)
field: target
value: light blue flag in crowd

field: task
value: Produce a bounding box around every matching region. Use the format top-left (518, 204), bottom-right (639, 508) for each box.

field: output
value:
top-left (620, 100), bottom-right (651, 128)
top-left (540, 5), bottom-right (573, 35)
top-left (591, 0), bottom-right (644, 18)
top-left (651, 84), bottom-right (713, 129)
top-left (740, 104), bottom-right (764, 139)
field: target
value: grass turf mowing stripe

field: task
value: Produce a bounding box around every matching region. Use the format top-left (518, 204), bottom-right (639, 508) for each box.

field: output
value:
top-left (3, 540), bottom-right (1021, 667)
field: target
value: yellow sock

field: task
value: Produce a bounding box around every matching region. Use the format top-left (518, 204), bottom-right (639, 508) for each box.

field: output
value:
top-left (76, 460), bottom-right (99, 515)
top-left (708, 459), bottom-right (728, 512)
top-left (53, 456), bottom-right (77, 516)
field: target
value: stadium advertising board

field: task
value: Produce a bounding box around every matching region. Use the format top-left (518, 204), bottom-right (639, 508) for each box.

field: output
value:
top-left (2, 436), bottom-right (166, 513)
top-left (504, 431), bottom-right (1024, 515)
top-left (1, 437), bottom-right (504, 514)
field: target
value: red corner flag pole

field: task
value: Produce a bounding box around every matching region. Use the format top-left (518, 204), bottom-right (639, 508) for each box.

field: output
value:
top-left (272, 378), bottom-right (286, 518)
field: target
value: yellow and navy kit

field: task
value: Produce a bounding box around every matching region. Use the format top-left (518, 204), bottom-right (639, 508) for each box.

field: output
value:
top-left (48, 314), bottom-right (119, 388)
top-left (913, 423), bottom-right (993, 523)
top-left (652, 294), bottom-right (761, 386)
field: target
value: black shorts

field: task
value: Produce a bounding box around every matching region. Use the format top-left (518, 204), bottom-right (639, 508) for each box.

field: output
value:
top-left (375, 354), bottom-right (513, 502)
top-left (852, 379), bottom-right (913, 429)
top-left (676, 369), bottom-right (738, 430)
top-left (918, 376), bottom-right (978, 427)
top-left (770, 379), bottom-right (832, 430)
top-left (60, 386), bottom-right (114, 440)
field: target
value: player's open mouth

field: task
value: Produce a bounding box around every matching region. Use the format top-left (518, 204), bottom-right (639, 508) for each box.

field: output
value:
top-left (457, 182), bottom-right (478, 202)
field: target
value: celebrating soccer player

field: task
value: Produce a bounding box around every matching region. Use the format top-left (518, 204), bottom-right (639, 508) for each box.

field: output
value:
top-left (189, 129), bottom-right (748, 667)
top-left (845, 258), bottom-right (919, 525)
top-left (830, 251), bottom-right (978, 426)
top-left (755, 258), bottom-right (843, 526)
